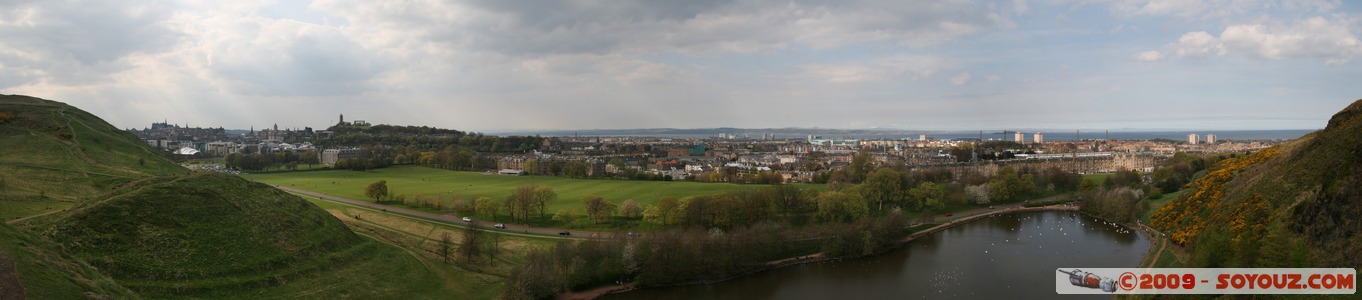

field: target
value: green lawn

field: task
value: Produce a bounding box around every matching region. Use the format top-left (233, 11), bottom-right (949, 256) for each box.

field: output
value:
top-left (247, 165), bottom-right (818, 219)
top-left (1081, 173), bottom-right (1110, 186)
top-left (1140, 189), bottom-right (1186, 224)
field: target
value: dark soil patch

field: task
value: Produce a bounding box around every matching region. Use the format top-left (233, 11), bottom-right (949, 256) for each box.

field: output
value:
top-left (0, 252), bottom-right (27, 300)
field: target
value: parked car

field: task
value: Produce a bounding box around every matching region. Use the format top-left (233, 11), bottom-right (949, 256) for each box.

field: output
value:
top-left (494, 223), bottom-right (506, 229)
top-left (559, 231), bottom-right (571, 236)
top-left (988, 205), bottom-right (995, 209)
top-left (944, 213), bottom-right (953, 217)
top-left (461, 217), bottom-right (472, 222)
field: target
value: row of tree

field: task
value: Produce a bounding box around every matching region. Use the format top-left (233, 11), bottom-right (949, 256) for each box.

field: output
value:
top-left (500, 214), bottom-right (911, 299)
top-left (223, 150), bottom-right (319, 171)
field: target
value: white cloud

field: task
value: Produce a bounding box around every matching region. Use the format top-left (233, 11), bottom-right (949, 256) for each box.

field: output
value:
top-left (1219, 17), bottom-right (1362, 63)
top-left (986, 75), bottom-right (1002, 81)
top-left (1170, 31), bottom-right (1226, 58)
top-left (1156, 17), bottom-right (1362, 63)
top-left (951, 72), bottom-right (972, 85)
top-left (1108, 0), bottom-right (1338, 20)
top-left (1133, 50), bottom-right (1165, 62)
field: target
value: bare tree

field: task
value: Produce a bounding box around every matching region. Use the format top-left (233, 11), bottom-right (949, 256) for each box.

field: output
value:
top-left (439, 232), bottom-right (453, 263)
top-left (458, 222), bottom-right (484, 263)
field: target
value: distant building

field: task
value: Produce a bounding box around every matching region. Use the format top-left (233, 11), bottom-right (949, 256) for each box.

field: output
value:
top-left (1205, 134), bottom-right (1216, 144)
top-left (321, 148), bottom-right (362, 165)
top-left (1014, 132), bottom-right (1024, 143)
top-left (1033, 132), bottom-right (1044, 144)
top-left (1188, 133), bottom-right (1200, 145)
top-left (919, 134), bottom-right (927, 141)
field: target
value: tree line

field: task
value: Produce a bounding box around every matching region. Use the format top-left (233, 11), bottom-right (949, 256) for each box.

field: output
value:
top-left (223, 149), bottom-right (319, 171)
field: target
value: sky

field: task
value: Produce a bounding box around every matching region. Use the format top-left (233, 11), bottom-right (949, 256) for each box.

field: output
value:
top-left (2, 0), bottom-right (1361, 132)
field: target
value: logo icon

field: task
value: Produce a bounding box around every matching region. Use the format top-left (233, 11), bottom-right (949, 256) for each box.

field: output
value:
top-left (1058, 269), bottom-right (1117, 293)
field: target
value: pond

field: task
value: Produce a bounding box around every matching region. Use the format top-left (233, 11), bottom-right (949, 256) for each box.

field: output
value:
top-left (608, 211), bottom-right (1149, 299)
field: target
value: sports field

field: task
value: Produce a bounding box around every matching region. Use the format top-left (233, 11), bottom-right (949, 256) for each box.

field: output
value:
top-left (245, 165), bottom-right (814, 215)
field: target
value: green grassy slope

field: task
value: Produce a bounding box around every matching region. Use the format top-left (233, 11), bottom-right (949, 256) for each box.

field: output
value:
top-left (40, 172), bottom-right (458, 298)
top-left (246, 165), bottom-right (817, 213)
top-left (0, 94), bottom-right (185, 220)
top-left (0, 223), bottom-right (139, 299)
top-left (0, 95), bottom-right (460, 298)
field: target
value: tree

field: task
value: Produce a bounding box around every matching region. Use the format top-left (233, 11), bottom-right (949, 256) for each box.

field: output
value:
top-left (458, 222), bottom-right (484, 263)
top-left (475, 196), bottom-right (501, 219)
top-left (301, 149), bottom-right (320, 167)
top-left (439, 232), bottom-right (453, 263)
top-left (582, 195), bottom-right (608, 224)
top-left (988, 167), bottom-right (1035, 203)
top-left (508, 184), bottom-right (541, 223)
top-left (815, 190), bottom-right (868, 223)
top-left (642, 196), bottom-right (675, 225)
top-left (524, 159), bottom-right (538, 175)
top-left (620, 199), bottom-right (642, 219)
top-left (772, 185), bottom-right (810, 215)
top-left (532, 185), bottom-right (557, 221)
top-left (862, 168), bottom-right (902, 211)
top-left (907, 182), bottom-right (945, 212)
top-left (847, 151), bottom-right (874, 183)
top-left (965, 184), bottom-right (991, 204)
top-left (364, 180), bottom-right (389, 202)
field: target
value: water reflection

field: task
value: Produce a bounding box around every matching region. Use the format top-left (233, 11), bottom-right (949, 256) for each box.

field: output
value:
top-left (608, 211), bottom-right (1148, 300)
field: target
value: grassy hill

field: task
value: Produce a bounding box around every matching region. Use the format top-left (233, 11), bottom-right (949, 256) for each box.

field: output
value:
top-left (0, 94), bottom-right (185, 220)
top-left (1151, 99), bottom-right (1362, 269)
top-left (0, 223), bottom-right (138, 299)
top-left (40, 172), bottom-right (453, 297)
top-left (0, 95), bottom-right (462, 298)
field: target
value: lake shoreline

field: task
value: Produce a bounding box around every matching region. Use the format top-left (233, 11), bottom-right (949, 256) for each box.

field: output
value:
top-left (574, 204), bottom-right (1132, 300)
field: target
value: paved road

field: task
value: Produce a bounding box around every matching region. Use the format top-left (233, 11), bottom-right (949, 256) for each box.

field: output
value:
top-left (269, 184), bottom-right (617, 239)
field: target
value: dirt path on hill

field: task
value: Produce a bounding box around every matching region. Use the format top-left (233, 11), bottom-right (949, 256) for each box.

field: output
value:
top-left (0, 252), bottom-right (27, 300)
top-left (1143, 235), bottom-right (1167, 268)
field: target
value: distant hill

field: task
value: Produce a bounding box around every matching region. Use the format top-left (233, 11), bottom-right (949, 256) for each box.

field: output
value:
top-left (1151, 99), bottom-right (1362, 268)
top-left (0, 94), bottom-right (184, 206)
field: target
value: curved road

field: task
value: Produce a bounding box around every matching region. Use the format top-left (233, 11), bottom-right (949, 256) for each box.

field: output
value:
top-left (269, 184), bottom-right (618, 240)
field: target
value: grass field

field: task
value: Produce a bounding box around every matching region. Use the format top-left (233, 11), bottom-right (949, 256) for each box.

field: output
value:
top-left (1139, 189), bottom-right (1186, 224)
top-left (246, 165), bottom-right (815, 217)
top-left (301, 195), bottom-right (564, 299)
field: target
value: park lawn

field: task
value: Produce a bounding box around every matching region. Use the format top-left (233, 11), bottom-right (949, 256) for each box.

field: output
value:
top-left (247, 165), bottom-right (815, 218)
top-left (1081, 173), bottom-right (1111, 186)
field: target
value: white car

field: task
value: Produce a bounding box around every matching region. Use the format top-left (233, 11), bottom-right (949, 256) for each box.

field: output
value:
top-left (494, 223), bottom-right (506, 229)
top-left (461, 217), bottom-right (472, 222)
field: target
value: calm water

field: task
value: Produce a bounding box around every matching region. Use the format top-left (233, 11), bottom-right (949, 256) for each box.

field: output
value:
top-left (609, 211), bottom-right (1148, 300)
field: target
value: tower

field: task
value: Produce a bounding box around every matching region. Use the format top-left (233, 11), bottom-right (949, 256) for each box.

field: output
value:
top-left (339, 114), bottom-right (344, 125)
top-left (1188, 133), bottom-right (1199, 145)
top-left (1034, 132), bottom-right (1044, 144)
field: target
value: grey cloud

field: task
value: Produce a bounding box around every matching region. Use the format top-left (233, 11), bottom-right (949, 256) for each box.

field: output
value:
top-left (326, 0), bottom-right (1011, 57)
top-left (215, 37), bottom-right (385, 96)
top-left (0, 0), bottom-right (180, 87)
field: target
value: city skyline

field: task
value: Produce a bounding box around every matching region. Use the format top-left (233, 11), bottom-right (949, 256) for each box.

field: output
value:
top-left (3, 0), bottom-right (1362, 132)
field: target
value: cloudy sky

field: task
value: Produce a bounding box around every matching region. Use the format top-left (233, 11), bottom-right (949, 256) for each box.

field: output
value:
top-left (3, 0), bottom-right (1361, 132)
